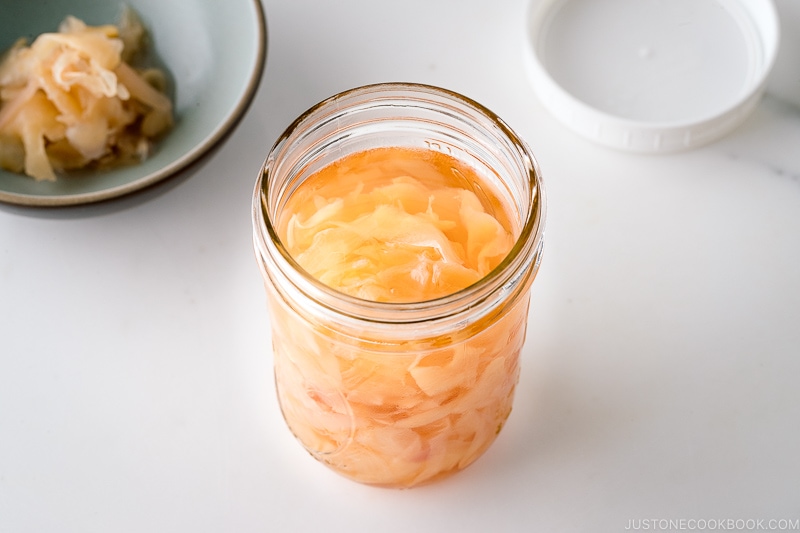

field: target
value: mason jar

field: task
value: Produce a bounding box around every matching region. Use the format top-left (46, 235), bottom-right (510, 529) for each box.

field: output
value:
top-left (252, 83), bottom-right (546, 488)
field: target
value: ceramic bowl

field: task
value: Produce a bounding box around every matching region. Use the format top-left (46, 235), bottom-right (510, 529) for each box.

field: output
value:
top-left (0, 0), bottom-right (266, 206)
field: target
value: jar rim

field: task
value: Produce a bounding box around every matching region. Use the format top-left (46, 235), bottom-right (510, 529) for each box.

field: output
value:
top-left (253, 82), bottom-right (546, 324)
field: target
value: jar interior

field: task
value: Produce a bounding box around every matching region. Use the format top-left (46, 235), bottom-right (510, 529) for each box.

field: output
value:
top-left (264, 95), bottom-right (537, 241)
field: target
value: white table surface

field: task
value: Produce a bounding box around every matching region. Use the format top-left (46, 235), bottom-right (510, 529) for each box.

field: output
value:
top-left (2, 1), bottom-right (799, 531)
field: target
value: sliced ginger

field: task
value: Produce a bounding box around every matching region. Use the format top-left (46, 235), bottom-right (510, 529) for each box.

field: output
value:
top-left (271, 147), bottom-right (523, 486)
top-left (280, 147), bottom-right (515, 302)
top-left (0, 9), bottom-right (173, 181)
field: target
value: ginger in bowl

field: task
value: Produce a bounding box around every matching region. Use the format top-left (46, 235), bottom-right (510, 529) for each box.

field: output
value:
top-left (0, 0), bottom-right (266, 206)
top-left (0, 8), bottom-right (174, 182)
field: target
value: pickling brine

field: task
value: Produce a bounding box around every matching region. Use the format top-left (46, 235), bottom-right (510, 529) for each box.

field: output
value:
top-left (253, 83), bottom-right (545, 488)
top-left (279, 147), bottom-right (515, 303)
top-left (272, 146), bottom-right (522, 486)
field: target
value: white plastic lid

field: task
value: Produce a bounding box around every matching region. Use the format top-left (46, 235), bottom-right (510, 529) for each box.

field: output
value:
top-left (524, 0), bottom-right (780, 153)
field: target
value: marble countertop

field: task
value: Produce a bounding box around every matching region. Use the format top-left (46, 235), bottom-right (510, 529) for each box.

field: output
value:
top-left (2, 1), bottom-right (799, 531)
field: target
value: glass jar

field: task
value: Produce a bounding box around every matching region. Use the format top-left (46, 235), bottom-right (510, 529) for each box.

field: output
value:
top-left (252, 83), bottom-right (546, 488)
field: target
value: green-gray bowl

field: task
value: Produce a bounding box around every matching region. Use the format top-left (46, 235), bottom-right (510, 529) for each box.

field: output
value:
top-left (0, 0), bottom-right (266, 206)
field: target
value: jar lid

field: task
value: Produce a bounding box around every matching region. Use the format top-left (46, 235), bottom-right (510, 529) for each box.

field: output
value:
top-left (524, 0), bottom-right (780, 153)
